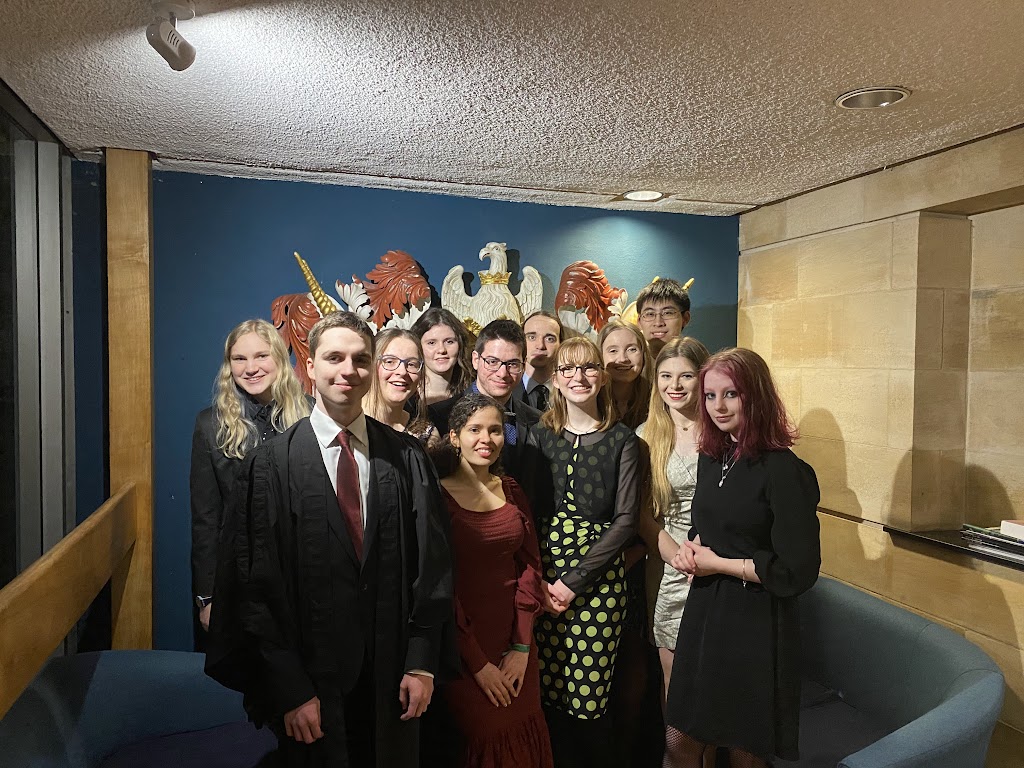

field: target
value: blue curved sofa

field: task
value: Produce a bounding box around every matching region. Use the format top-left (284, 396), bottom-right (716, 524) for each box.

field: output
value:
top-left (0, 650), bottom-right (275, 768)
top-left (782, 576), bottom-right (1005, 768)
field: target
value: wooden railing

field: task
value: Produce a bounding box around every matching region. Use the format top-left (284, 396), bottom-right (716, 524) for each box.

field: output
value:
top-left (0, 484), bottom-right (139, 718)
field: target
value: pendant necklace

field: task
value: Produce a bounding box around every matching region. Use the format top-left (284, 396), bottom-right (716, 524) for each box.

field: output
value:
top-left (719, 446), bottom-right (737, 488)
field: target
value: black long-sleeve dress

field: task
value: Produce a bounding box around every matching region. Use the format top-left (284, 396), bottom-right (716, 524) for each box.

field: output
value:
top-left (665, 448), bottom-right (820, 761)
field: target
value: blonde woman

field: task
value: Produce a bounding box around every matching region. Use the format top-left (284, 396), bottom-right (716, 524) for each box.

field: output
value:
top-left (598, 320), bottom-right (653, 430)
top-left (362, 328), bottom-right (435, 443)
top-left (189, 319), bottom-right (309, 639)
top-left (635, 337), bottom-right (710, 700)
top-left (527, 337), bottom-right (641, 768)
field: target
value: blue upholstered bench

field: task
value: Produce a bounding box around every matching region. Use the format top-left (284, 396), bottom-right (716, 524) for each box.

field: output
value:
top-left (780, 577), bottom-right (1005, 768)
top-left (0, 650), bottom-right (275, 768)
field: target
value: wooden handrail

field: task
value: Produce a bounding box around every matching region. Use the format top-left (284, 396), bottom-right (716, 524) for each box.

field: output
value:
top-left (0, 484), bottom-right (137, 718)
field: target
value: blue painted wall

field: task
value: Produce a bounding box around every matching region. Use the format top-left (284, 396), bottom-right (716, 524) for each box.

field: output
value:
top-left (76, 166), bottom-right (739, 650)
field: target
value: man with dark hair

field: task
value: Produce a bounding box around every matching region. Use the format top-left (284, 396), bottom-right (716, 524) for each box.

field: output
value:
top-left (635, 278), bottom-right (691, 356)
top-left (207, 311), bottom-right (453, 768)
top-left (514, 310), bottom-right (562, 412)
top-left (428, 318), bottom-right (541, 480)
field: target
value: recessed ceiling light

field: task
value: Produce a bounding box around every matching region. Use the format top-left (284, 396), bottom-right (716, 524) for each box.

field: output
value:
top-left (623, 190), bottom-right (665, 202)
top-left (835, 87), bottom-right (911, 110)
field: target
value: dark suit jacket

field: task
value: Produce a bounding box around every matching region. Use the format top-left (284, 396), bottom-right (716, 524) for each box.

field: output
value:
top-left (190, 407), bottom-right (242, 598)
top-left (206, 416), bottom-right (454, 767)
top-left (427, 387), bottom-right (542, 482)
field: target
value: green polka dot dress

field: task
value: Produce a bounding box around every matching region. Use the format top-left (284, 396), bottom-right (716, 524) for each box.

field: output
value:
top-left (532, 422), bottom-right (641, 720)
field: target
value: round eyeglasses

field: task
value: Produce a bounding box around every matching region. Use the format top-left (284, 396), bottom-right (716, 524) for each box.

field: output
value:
top-left (379, 355), bottom-right (424, 373)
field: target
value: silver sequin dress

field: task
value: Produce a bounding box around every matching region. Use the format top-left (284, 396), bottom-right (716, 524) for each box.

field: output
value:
top-left (636, 422), bottom-right (698, 650)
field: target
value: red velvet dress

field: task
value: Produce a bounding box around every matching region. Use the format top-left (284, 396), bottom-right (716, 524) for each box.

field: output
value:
top-left (443, 477), bottom-right (554, 768)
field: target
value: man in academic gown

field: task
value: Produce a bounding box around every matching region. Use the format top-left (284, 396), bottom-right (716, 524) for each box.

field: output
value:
top-left (206, 311), bottom-right (454, 768)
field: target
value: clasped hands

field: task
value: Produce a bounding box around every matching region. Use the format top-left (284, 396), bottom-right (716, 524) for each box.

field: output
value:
top-left (544, 579), bottom-right (576, 615)
top-left (282, 672), bottom-right (434, 743)
top-left (669, 534), bottom-right (719, 577)
top-left (473, 649), bottom-right (529, 708)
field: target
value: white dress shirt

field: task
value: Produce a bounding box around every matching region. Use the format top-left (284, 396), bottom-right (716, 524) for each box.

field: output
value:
top-left (309, 404), bottom-right (370, 527)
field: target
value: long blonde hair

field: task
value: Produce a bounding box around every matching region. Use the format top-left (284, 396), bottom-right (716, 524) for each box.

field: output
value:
top-left (214, 319), bottom-right (310, 459)
top-left (541, 337), bottom-right (616, 434)
top-left (598, 319), bottom-right (653, 429)
top-left (644, 337), bottom-right (710, 518)
top-left (362, 328), bottom-right (429, 433)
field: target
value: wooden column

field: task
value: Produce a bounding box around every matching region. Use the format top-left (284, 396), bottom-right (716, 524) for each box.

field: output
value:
top-left (105, 148), bottom-right (154, 648)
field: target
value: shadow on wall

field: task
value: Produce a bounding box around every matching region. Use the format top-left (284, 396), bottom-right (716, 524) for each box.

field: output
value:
top-left (797, 409), bottom-right (862, 521)
top-left (966, 464), bottom-right (1018, 529)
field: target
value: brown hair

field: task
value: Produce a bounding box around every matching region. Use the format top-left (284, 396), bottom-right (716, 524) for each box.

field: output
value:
top-left (308, 311), bottom-right (375, 360)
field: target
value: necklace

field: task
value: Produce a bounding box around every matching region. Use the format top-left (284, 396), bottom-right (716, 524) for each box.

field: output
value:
top-left (719, 446), bottom-right (737, 488)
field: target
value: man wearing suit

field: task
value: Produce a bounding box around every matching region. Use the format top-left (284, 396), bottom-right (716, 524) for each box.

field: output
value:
top-left (512, 310), bottom-right (562, 412)
top-left (206, 311), bottom-right (453, 768)
top-left (427, 319), bottom-right (541, 482)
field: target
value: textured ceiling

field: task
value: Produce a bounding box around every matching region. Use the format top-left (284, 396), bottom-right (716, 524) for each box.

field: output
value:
top-left (1, 0), bottom-right (1023, 214)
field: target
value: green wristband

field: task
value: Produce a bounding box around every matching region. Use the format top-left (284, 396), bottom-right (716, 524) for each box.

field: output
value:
top-left (510, 643), bottom-right (530, 653)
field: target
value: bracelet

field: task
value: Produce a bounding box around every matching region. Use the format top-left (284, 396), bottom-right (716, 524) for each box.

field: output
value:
top-left (510, 643), bottom-right (530, 653)
top-left (741, 558), bottom-right (748, 587)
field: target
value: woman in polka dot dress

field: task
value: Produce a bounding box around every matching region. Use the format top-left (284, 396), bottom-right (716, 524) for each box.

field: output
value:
top-left (526, 337), bottom-right (642, 768)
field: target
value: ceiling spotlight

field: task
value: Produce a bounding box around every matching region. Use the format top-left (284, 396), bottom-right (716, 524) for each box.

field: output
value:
top-left (835, 87), bottom-right (911, 110)
top-left (623, 190), bottom-right (665, 202)
top-left (147, 1), bottom-right (196, 71)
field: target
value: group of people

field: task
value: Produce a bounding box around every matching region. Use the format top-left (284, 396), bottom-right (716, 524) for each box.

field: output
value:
top-left (190, 277), bottom-right (822, 768)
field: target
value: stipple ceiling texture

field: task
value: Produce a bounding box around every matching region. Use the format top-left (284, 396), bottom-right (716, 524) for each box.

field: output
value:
top-left (1, 0), bottom-right (1023, 214)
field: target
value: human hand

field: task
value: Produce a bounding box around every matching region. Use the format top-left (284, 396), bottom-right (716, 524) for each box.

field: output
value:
top-left (283, 697), bottom-right (322, 743)
top-left (199, 602), bottom-right (212, 631)
top-left (473, 662), bottom-right (516, 707)
top-left (669, 544), bottom-right (693, 575)
top-left (623, 543), bottom-right (646, 571)
top-left (498, 650), bottom-right (529, 696)
top-left (547, 580), bottom-right (576, 614)
top-left (682, 535), bottom-right (720, 577)
top-left (399, 673), bottom-right (434, 720)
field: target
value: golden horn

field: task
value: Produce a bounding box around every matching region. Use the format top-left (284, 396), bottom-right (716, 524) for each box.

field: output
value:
top-left (684, 278), bottom-right (695, 291)
top-left (294, 252), bottom-right (335, 317)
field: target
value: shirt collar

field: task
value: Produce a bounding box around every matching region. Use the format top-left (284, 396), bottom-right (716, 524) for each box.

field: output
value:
top-left (309, 404), bottom-right (368, 448)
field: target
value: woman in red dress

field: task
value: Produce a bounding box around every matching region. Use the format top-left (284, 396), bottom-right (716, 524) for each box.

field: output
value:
top-left (440, 393), bottom-right (555, 768)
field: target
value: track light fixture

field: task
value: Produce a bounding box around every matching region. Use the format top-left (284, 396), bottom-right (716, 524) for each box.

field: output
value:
top-left (147, 1), bottom-right (196, 71)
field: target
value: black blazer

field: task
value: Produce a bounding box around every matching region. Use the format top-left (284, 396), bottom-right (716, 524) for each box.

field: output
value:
top-left (427, 388), bottom-right (542, 482)
top-left (190, 407), bottom-right (242, 599)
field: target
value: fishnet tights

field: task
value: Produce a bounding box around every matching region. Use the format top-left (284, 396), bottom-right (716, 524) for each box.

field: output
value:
top-left (663, 727), bottom-right (769, 768)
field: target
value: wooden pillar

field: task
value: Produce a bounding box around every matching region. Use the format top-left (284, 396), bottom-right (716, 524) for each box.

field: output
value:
top-left (105, 148), bottom-right (154, 648)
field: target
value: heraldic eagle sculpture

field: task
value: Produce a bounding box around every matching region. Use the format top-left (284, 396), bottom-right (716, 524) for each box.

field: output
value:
top-left (441, 242), bottom-right (543, 335)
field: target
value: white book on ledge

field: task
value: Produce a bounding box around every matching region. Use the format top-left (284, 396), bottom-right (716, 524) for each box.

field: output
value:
top-left (999, 520), bottom-right (1024, 542)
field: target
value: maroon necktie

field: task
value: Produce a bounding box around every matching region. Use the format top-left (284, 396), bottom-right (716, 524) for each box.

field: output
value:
top-left (336, 429), bottom-right (363, 559)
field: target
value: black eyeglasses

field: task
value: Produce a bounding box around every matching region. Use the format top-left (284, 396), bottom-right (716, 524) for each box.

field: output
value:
top-left (379, 355), bottom-right (424, 373)
top-left (478, 356), bottom-right (524, 375)
top-left (557, 363), bottom-right (603, 378)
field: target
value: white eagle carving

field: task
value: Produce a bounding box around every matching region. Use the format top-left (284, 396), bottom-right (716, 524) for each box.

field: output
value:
top-left (441, 242), bottom-right (543, 333)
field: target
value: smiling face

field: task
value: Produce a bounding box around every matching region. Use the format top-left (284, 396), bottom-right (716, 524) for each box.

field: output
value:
top-left (307, 327), bottom-right (373, 420)
top-left (554, 352), bottom-right (606, 408)
top-left (703, 366), bottom-right (744, 438)
top-left (601, 328), bottom-right (645, 385)
top-left (638, 300), bottom-right (688, 353)
top-left (657, 355), bottom-right (700, 415)
top-left (230, 331), bottom-right (279, 404)
top-left (451, 405), bottom-right (504, 470)
top-left (524, 314), bottom-right (561, 369)
top-left (421, 323), bottom-right (460, 376)
top-left (472, 339), bottom-right (524, 404)
top-left (376, 336), bottom-right (422, 408)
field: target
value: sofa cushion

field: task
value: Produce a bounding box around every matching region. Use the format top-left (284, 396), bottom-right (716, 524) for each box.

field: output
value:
top-left (98, 721), bottom-right (277, 768)
top-left (776, 697), bottom-right (891, 768)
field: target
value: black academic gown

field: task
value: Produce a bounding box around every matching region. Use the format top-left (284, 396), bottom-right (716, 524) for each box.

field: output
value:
top-left (206, 417), bottom-right (454, 768)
